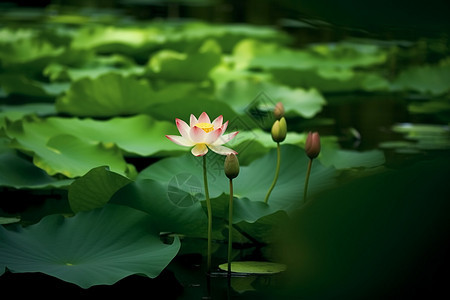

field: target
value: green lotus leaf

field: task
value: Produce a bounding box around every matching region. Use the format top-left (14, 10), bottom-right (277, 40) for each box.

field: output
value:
top-left (0, 143), bottom-right (72, 189)
top-left (0, 30), bottom-right (64, 66)
top-left (70, 25), bottom-right (164, 55)
top-left (388, 123), bottom-right (450, 150)
top-left (0, 104), bottom-right (56, 122)
top-left (34, 134), bottom-right (132, 178)
top-left (319, 137), bottom-right (386, 169)
top-left (5, 117), bottom-right (134, 177)
top-left (146, 97), bottom-right (239, 125)
top-left (44, 54), bottom-right (145, 82)
top-left (164, 22), bottom-right (289, 53)
top-left (110, 179), bottom-right (208, 237)
top-left (392, 63), bottom-right (450, 95)
top-left (56, 73), bottom-right (206, 117)
top-left (68, 166), bottom-right (131, 213)
top-left (236, 39), bottom-right (387, 71)
top-left (217, 79), bottom-right (327, 119)
top-left (147, 39), bottom-right (222, 81)
top-left (270, 68), bottom-right (390, 92)
top-left (56, 73), bottom-right (157, 117)
top-left (139, 145), bottom-right (337, 220)
top-left (0, 204), bottom-right (181, 288)
top-left (218, 261), bottom-right (286, 274)
top-left (0, 74), bottom-right (69, 98)
top-left (5, 114), bottom-right (182, 158)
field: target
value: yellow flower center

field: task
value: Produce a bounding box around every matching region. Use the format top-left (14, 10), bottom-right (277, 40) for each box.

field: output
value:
top-left (196, 122), bottom-right (214, 133)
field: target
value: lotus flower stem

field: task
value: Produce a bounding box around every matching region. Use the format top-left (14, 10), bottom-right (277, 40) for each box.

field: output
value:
top-left (264, 142), bottom-right (281, 204)
top-left (203, 155), bottom-right (212, 273)
top-left (304, 132), bottom-right (321, 203)
top-left (303, 158), bottom-right (313, 203)
top-left (227, 178), bottom-right (234, 276)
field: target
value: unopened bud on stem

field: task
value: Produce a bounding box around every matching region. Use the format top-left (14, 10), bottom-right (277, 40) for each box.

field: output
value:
top-left (271, 117), bottom-right (287, 143)
top-left (305, 131), bottom-right (321, 159)
top-left (274, 102), bottom-right (285, 120)
top-left (224, 153), bottom-right (240, 179)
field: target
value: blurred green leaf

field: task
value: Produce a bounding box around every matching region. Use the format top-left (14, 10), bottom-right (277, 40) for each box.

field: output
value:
top-left (147, 39), bottom-right (222, 81)
top-left (44, 54), bottom-right (145, 82)
top-left (281, 157), bottom-right (450, 298)
top-left (0, 74), bottom-right (69, 98)
top-left (319, 137), bottom-right (386, 169)
top-left (217, 79), bottom-right (327, 118)
top-left (392, 62), bottom-right (450, 95)
top-left (56, 73), bottom-right (164, 117)
top-left (5, 114), bottom-right (182, 158)
top-left (70, 25), bottom-right (164, 55)
top-left (218, 261), bottom-right (286, 274)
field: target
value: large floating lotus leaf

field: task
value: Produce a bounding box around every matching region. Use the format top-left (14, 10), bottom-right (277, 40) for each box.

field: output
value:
top-left (68, 166), bottom-right (131, 213)
top-left (217, 79), bottom-right (327, 119)
top-left (0, 204), bottom-right (181, 288)
top-left (5, 118), bottom-right (136, 177)
top-left (147, 39), bottom-right (222, 81)
top-left (56, 73), bottom-right (204, 117)
top-left (5, 114), bottom-right (180, 157)
top-left (110, 179), bottom-right (207, 237)
top-left (56, 73), bottom-right (156, 117)
top-left (33, 134), bottom-right (131, 178)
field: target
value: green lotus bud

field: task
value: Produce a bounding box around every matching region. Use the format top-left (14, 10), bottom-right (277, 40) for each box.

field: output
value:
top-left (271, 117), bottom-right (287, 143)
top-left (305, 131), bottom-right (321, 159)
top-left (273, 102), bottom-right (285, 120)
top-left (224, 153), bottom-right (240, 179)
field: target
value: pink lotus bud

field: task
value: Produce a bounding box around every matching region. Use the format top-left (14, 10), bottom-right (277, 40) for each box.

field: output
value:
top-left (273, 102), bottom-right (285, 120)
top-left (305, 131), bottom-right (320, 159)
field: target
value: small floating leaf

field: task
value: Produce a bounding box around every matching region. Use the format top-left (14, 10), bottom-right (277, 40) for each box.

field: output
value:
top-left (218, 261), bottom-right (286, 274)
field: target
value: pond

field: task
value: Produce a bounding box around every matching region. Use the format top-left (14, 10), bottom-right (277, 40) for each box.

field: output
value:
top-left (1, 1), bottom-right (449, 299)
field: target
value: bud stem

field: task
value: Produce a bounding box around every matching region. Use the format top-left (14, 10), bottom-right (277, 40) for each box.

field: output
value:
top-left (227, 178), bottom-right (234, 277)
top-left (303, 158), bottom-right (313, 203)
top-left (203, 155), bottom-right (212, 274)
top-left (264, 142), bottom-right (281, 204)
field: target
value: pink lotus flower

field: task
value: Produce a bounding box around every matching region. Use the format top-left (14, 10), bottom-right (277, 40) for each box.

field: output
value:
top-left (166, 112), bottom-right (239, 156)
